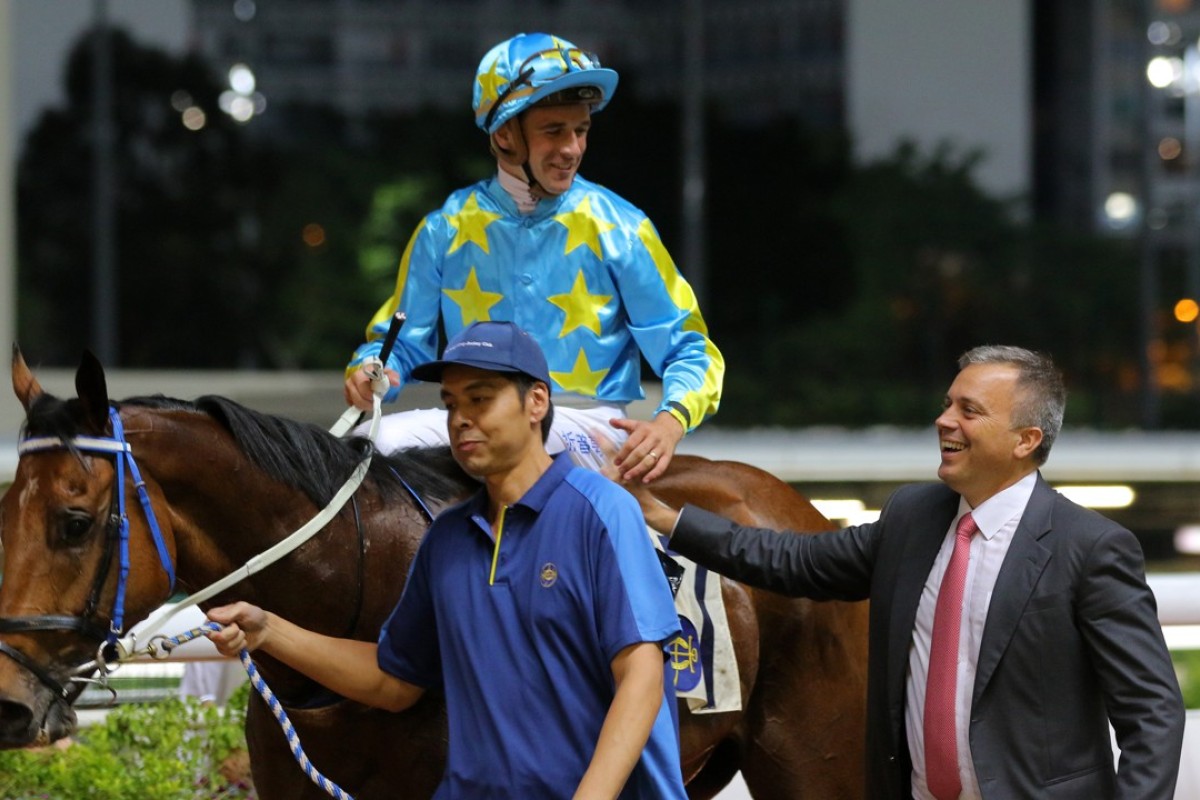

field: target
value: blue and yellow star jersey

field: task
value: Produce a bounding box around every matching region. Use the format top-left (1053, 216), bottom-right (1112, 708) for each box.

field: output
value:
top-left (347, 174), bottom-right (724, 432)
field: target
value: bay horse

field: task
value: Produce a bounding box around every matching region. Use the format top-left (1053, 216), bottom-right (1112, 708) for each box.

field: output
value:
top-left (0, 349), bottom-right (868, 799)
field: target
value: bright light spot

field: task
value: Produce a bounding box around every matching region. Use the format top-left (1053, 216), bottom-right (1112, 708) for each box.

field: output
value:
top-left (229, 95), bottom-right (255, 122)
top-left (1159, 137), bottom-right (1183, 160)
top-left (1156, 361), bottom-right (1192, 391)
top-left (302, 223), bottom-right (326, 248)
top-left (1147, 56), bottom-right (1183, 88)
top-left (1163, 625), bottom-right (1200, 650)
top-left (843, 508), bottom-right (881, 526)
top-left (170, 90), bottom-right (193, 112)
top-left (1055, 485), bottom-right (1136, 509)
top-left (252, 92), bottom-right (267, 115)
top-left (1148, 21), bottom-right (1172, 46)
top-left (810, 499), bottom-right (880, 525)
top-left (1175, 298), bottom-right (1200, 323)
top-left (1103, 192), bottom-right (1138, 227)
top-left (810, 499), bottom-right (865, 521)
top-left (233, 0), bottom-right (257, 22)
top-left (229, 64), bottom-right (256, 95)
top-left (181, 106), bottom-right (207, 131)
top-left (1175, 525), bottom-right (1200, 555)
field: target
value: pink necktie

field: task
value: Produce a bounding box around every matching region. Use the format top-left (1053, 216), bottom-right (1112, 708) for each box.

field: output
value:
top-left (924, 512), bottom-right (979, 800)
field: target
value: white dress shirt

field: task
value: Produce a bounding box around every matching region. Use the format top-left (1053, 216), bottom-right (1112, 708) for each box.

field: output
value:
top-left (906, 471), bottom-right (1037, 800)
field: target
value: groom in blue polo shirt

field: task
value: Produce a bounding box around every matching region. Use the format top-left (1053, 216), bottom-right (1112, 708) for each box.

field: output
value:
top-left (208, 321), bottom-right (686, 799)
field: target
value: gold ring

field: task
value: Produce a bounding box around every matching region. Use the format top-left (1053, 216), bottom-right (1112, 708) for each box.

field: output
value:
top-left (648, 451), bottom-right (658, 460)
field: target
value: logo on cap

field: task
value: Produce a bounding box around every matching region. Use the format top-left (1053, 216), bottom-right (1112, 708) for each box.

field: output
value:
top-left (445, 340), bottom-right (495, 356)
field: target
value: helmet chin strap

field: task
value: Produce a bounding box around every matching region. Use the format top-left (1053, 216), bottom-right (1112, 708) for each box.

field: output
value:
top-left (491, 120), bottom-right (555, 200)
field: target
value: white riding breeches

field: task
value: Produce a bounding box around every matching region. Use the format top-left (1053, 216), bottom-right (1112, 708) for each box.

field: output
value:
top-left (357, 403), bottom-right (629, 472)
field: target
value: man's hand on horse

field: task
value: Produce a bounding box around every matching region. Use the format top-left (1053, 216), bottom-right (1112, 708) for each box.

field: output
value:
top-left (205, 602), bottom-right (271, 657)
top-left (592, 428), bottom-right (683, 533)
top-left (344, 366), bottom-right (400, 412)
top-left (609, 411), bottom-right (684, 484)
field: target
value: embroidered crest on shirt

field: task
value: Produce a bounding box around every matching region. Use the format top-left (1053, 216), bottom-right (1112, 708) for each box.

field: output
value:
top-left (539, 562), bottom-right (558, 588)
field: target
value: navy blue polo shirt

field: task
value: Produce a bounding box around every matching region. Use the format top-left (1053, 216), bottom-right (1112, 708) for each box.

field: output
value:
top-left (377, 454), bottom-right (685, 799)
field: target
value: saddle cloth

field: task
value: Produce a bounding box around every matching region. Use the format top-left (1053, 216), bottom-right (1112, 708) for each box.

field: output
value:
top-left (655, 534), bottom-right (742, 714)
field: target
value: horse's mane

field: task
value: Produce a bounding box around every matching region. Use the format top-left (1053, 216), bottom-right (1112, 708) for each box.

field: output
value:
top-left (22, 392), bottom-right (476, 510)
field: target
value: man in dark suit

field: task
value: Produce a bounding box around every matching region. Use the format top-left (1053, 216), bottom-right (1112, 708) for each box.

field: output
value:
top-left (634, 345), bottom-right (1185, 799)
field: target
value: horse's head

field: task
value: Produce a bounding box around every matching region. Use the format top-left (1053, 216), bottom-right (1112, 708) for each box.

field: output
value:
top-left (0, 348), bottom-right (177, 747)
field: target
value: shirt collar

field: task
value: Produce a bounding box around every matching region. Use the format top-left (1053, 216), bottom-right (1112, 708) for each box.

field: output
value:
top-left (466, 451), bottom-right (575, 519)
top-left (485, 174), bottom-right (569, 220)
top-left (512, 452), bottom-right (574, 512)
top-left (957, 470), bottom-right (1038, 540)
top-left (495, 167), bottom-right (538, 214)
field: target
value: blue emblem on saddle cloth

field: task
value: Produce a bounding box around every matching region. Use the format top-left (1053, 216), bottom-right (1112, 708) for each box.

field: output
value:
top-left (657, 535), bottom-right (742, 714)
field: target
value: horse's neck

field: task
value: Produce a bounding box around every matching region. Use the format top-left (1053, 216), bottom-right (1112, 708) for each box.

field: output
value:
top-left (129, 418), bottom-right (342, 609)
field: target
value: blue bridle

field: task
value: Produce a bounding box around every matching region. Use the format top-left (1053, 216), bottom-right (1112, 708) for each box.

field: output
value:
top-left (7, 406), bottom-right (175, 651)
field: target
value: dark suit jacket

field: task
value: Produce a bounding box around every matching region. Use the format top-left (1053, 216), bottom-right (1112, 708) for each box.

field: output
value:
top-left (669, 475), bottom-right (1185, 800)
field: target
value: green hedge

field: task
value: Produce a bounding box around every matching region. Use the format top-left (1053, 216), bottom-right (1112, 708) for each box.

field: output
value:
top-left (0, 684), bottom-right (252, 799)
top-left (1174, 650), bottom-right (1200, 710)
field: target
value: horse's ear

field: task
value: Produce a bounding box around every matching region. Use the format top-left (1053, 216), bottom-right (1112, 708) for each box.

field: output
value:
top-left (75, 350), bottom-right (111, 432)
top-left (12, 344), bottom-right (44, 412)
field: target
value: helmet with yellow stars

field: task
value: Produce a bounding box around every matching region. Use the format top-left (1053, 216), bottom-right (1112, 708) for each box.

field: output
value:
top-left (473, 33), bottom-right (619, 134)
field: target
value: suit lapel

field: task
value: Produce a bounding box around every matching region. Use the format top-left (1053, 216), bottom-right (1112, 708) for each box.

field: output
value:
top-left (972, 475), bottom-right (1055, 704)
top-left (886, 488), bottom-right (960, 739)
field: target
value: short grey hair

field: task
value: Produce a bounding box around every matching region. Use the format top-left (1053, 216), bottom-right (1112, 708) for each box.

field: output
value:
top-left (957, 345), bottom-right (1065, 466)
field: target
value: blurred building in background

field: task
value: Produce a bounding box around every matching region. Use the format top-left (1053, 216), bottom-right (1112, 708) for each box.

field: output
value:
top-left (191, 0), bottom-right (1031, 190)
top-left (9, 0), bottom-right (1199, 386)
top-left (1038, 0), bottom-right (1200, 407)
top-left (1133, 1), bottom-right (1200, 333)
top-left (191, 0), bottom-right (844, 129)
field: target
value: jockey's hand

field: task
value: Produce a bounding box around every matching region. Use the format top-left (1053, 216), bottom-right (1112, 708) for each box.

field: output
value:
top-left (205, 602), bottom-right (270, 656)
top-left (344, 366), bottom-right (399, 412)
top-left (609, 411), bottom-right (685, 484)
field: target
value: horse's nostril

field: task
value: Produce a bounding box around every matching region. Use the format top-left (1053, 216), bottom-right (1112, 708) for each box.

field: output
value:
top-left (0, 699), bottom-right (36, 745)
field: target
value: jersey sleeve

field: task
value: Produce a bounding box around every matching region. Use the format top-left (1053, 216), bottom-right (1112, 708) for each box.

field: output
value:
top-left (346, 213), bottom-right (448, 402)
top-left (616, 216), bottom-right (724, 432)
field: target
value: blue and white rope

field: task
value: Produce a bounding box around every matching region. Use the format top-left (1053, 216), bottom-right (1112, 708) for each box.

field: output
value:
top-left (164, 623), bottom-right (354, 800)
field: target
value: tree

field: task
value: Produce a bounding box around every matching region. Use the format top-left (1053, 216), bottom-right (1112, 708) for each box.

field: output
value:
top-left (17, 27), bottom-right (283, 367)
top-left (708, 141), bottom-right (1143, 427)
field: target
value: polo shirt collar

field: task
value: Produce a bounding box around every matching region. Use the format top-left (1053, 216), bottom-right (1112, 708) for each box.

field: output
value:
top-left (465, 451), bottom-right (575, 519)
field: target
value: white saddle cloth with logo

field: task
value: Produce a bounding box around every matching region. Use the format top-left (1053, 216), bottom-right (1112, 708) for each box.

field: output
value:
top-left (654, 534), bottom-right (742, 714)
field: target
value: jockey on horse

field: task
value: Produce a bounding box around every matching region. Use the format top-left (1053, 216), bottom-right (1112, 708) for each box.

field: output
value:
top-left (342, 31), bottom-right (724, 482)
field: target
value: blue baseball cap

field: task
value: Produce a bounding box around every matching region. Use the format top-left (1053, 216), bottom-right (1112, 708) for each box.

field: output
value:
top-left (411, 321), bottom-right (552, 386)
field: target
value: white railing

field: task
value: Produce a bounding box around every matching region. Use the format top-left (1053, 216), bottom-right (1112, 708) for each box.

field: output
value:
top-left (1136, 574), bottom-right (1200, 799)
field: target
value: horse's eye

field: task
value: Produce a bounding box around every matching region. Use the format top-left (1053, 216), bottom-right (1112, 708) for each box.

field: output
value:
top-left (59, 511), bottom-right (96, 545)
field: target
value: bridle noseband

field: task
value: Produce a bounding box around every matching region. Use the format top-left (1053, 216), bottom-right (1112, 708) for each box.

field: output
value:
top-left (0, 407), bottom-right (175, 702)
